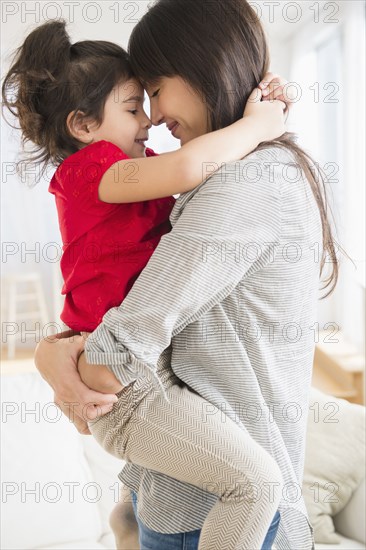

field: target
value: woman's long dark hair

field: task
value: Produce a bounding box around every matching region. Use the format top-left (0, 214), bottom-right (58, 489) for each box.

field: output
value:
top-left (129, 0), bottom-right (339, 297)
top-left (2, 20), bottom-right (134, 167)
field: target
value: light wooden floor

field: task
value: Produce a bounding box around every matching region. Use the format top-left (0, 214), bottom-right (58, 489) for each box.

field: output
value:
top-left (1, 346), bottom-right (35, 361)
top-left (1, 347), bottom-right (38, 374)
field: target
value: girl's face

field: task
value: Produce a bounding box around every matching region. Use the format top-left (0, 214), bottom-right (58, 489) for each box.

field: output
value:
top-left (145, 77), bottom-right (209, 145)
top-left (89, 78), bottom-right (152, 158)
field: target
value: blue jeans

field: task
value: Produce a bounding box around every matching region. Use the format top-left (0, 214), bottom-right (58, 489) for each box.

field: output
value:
top-left (131, 490), bottom-right (280, 550)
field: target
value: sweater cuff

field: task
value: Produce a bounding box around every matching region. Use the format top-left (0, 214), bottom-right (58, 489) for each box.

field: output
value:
top-left (84, 324), bottom-right (169, 401)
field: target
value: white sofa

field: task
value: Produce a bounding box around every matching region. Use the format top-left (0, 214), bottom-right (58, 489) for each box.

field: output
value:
top-left (1, 366), bottom-right (365, 550)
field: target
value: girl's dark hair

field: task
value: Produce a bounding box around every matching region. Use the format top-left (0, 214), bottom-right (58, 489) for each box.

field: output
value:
top-left (2, 20), bottom-right (134, 167)
top-left (129, 0), bottom-right (339, 296)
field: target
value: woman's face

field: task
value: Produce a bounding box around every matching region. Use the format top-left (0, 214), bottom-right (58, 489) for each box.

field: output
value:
top-left (145, 77), bottom-right (209, 145)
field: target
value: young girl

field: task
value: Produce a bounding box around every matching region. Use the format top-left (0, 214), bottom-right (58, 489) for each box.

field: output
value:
top-left (4, 20), bottom-right (290, 550)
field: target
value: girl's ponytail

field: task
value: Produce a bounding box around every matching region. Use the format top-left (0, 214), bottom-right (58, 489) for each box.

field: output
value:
top-left (2, 20), bottom-right (133, 170)
top-left (2, 21), bottom-right (71, 153)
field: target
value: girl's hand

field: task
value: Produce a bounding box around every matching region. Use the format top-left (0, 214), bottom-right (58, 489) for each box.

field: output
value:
top-left (243, 87), bottom-right (286, 143)
top-left (34, 335), bottom-right (118, 434)
top-left (259, 72), bottom-right (296, 112)
top-left (78, 351), bottom-right (124, 394)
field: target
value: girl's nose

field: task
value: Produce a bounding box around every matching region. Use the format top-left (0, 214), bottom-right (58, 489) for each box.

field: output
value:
top-left (143, 116), bottom-right (152, 130)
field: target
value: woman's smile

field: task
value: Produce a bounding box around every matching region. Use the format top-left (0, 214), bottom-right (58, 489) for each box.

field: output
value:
top-left (168, 122), bottom-right (180, 138)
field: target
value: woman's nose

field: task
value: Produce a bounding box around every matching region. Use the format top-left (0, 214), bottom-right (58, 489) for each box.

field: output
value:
top-left (150, 103), bottom-right (164, 126)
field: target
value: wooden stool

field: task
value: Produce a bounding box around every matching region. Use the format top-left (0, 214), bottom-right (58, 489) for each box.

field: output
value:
top-left (2, 272), bottom-right (49, 359)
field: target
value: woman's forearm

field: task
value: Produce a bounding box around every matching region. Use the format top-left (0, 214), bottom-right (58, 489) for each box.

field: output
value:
top-left (34, 335), bottom-right (119, 427)
top-left (34, 334), bottom-right (85, 391)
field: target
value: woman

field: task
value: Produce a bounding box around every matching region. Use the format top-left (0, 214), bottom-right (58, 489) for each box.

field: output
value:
top-left (35, 0), bottom-right (338, 548)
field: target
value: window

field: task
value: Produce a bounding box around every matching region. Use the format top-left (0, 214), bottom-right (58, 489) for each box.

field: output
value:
top-left (289, 1), bottom-right (365, 352)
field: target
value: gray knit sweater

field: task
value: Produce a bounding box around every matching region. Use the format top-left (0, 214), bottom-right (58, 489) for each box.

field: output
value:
top-left (85, 146), bottom-right (320, 549)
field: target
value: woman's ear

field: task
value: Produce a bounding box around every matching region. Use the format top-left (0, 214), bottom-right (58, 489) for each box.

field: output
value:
top-left (66, 110), bottom-right (94, 144)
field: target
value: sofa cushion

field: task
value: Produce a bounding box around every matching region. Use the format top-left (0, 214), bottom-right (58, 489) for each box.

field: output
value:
top-left (81, 430), bottom-right (124, 537)
top-left (303, 388), bottom-right (365, 544)
top-left (315, 534), bottom-right (365, 549)
top-left (334, 477), bottom-right (366, 544)
top-left (1, 372), bottom-right (103, 550)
